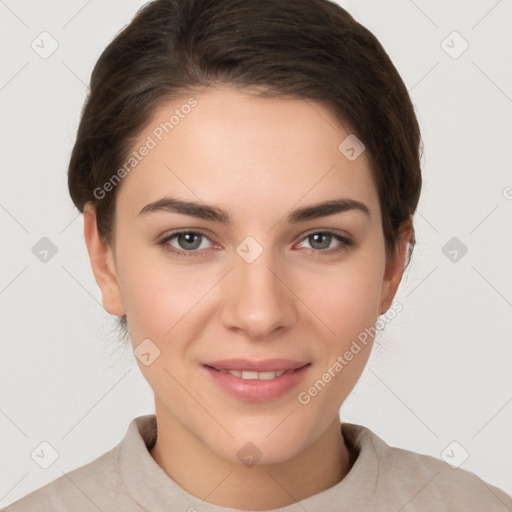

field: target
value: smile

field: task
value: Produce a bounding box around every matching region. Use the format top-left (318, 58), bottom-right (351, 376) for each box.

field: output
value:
top-left (212, 368), bottom-right (292, 380)
top-left (202, 359), bottom-right (311, 402)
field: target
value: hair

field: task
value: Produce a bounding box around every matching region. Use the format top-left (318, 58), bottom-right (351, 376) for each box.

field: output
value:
top-left (68, 0), bottom-right (422, 333)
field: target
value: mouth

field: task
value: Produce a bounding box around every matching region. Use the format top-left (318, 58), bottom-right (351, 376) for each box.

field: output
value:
top-left (201, 359), bottom-right (311, 402)
top-left (207, 368), bottom-right (295, 380)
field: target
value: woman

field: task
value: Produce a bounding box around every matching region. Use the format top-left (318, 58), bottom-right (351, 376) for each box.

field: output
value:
top-left (5, 0), bottom-right (510, 510)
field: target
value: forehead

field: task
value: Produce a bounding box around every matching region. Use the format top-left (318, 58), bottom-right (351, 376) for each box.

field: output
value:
top-left (114, 86), bottom-right (379, 221)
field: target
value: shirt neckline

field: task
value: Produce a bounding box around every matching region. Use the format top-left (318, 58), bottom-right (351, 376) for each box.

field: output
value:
top-left (120, 414), bottom-right (379, 512)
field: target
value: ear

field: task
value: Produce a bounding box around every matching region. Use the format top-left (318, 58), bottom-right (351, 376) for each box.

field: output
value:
top-left (378, 220), bottom-right (413, 315)
top-left (83, 203), bottom-right (125, 316)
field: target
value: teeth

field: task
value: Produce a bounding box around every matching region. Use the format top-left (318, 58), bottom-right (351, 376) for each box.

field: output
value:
top-left (241, 371), bottom-right (258, 379)
top-left (225, 369), bottom-right (287, 380)
top-left (258, 371), bottom-right (279, 380)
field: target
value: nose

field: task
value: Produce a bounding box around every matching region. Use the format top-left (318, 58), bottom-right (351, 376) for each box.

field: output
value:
top-left (220, 246), bottom-right (298, 340)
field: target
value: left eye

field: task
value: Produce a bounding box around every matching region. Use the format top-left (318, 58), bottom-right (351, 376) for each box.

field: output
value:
top-left (297, 232), bottom-right (350, 251)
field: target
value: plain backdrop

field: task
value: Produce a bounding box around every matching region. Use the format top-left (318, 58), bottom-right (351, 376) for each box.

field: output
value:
top-left (1, 0), bottom-right (511, 506)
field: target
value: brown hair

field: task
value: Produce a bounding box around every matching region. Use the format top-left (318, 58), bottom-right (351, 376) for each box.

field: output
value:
top-left (68, 0), bottom-right (422, 329)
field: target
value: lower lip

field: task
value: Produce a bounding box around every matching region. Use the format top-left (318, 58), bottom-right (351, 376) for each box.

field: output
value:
top-left (202, 364), bottom-right (311, 402)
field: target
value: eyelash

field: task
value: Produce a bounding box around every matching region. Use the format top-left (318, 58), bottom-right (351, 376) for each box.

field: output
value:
top-left (158, 229), bottom-right (353, 258)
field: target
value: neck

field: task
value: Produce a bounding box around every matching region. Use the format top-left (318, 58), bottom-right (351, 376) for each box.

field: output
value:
top-left (149, 403), bottom-right (352, 510)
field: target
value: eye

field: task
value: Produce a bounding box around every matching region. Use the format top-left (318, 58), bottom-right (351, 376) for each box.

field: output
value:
top-left (296, 231), bottom-right (353, 254)
top-left (158, 229), bottom-right (353, 258)
top-left (159, 231), bottom-right (214, 256)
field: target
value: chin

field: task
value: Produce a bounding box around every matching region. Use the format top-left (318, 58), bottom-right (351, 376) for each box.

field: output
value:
top-left (210, 420), bottom-right (316, 467)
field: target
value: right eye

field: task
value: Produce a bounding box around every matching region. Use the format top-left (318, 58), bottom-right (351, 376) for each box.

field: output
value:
top-left (159, 230), bottom-right (215, 257)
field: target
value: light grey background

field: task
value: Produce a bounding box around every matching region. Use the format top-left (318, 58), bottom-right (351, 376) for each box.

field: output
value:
top-left (1, 0), bottom-right (511, 506)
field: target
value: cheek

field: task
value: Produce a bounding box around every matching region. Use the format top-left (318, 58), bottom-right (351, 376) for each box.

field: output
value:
top-left (297, 254), bottom-right (384, 342)
top-left (114, 244), bottom-right (215, 341)
top-left (292, 251), bottom-right (385, 402)
top-left (294, 295), bottom-right (379, 422)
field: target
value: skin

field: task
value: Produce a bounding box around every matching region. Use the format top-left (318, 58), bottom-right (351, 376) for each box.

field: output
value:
top-left (84, 86), bottom-right (411, 510)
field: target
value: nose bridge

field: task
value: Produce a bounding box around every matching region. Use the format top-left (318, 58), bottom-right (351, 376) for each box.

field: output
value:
top-left (220, 238), bottom-right (296, 338)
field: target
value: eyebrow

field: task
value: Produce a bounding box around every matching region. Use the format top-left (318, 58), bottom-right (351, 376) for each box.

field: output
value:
top-left (138, 196), bottom-right (370, 224)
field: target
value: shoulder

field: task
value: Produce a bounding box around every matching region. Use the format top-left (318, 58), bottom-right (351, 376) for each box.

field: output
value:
top-left (342, 422), bottom-right (512, 511)
top-left (1, 415), bottom-right (156, 512)
top-left (2, 446), bottom-right (128, 512)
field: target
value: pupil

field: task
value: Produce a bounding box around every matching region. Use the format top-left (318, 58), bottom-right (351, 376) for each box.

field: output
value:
top-left (180, 233), bottom-right (200, 250)
top-left (311, 233), bottom-right (330, 249)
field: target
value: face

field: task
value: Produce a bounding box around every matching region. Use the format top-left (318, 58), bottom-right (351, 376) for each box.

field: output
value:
top-left (85, 86), bottom-right (407, 466)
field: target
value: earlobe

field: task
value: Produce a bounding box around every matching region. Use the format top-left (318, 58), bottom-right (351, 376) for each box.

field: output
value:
top-left (83, 204), bottom-right (125, 316)
top-left (378, 222), bottom-right (413, 315)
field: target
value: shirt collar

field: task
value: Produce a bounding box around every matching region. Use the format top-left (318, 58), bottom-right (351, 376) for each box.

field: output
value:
top-left (120, 414), bottom-right (379, 511)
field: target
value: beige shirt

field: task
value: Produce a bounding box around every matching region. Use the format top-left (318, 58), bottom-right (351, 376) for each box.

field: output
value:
top-left (4, 414), bottom-right (511, 511)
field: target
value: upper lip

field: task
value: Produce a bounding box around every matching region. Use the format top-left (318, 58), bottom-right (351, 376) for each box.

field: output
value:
top-left (202, 358), bottom-right (310, 372)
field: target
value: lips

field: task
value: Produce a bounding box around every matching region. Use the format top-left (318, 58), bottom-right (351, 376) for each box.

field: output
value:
top-left (202, 358), bottom-right (311, 402)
